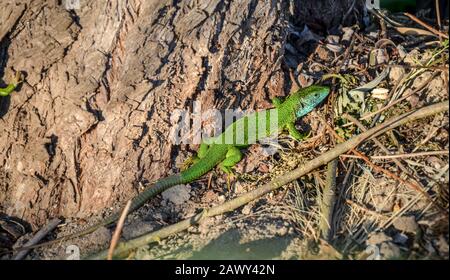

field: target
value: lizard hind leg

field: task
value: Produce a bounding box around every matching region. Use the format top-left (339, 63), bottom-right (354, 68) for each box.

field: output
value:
top-left (218, 146), bottom-right (243, 191)
top-left (218, 146), bottom-right (243, 174)
top-left (181, 143), bottom-right (209, 171)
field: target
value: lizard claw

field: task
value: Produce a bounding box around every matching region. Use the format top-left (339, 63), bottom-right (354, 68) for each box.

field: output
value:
top-left (226, 171), bottom-right (237, 192)
top-left (181, 156), bottom-right (198, 171)
top-left (11, 71), bottom-right (23, 87)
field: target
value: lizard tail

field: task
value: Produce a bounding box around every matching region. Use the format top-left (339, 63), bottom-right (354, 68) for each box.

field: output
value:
top-left (13, 174), bottom-right (185, 252)
top-left (15, 144), bottom-right (228, 252)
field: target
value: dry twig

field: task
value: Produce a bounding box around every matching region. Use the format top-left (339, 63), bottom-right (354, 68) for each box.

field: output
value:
top-left (340, 150), bottom-right (449, 160)
top-left (404, 12), bottom-right (448, 39)
top-left (107, 200), bottom-right (132, 260)
top-left (12, 218), bottom-right (61, 260)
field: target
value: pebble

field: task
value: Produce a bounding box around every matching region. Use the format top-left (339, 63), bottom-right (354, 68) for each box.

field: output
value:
top-left (162, 184), bottom-right (191, 205)
top-left (367, 232), bottom-right (392, 245)
top-left (241, 205), bottom-right (252, 215)
top-left (393, 216), bottom-right (419, 234)
top-left (379, 242), bottom-right (402, 259)
top-left (393, 233), bottom-right (409, 245)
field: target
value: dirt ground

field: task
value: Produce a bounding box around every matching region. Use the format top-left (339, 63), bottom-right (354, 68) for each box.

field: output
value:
top-left (0, 1), bottom-right (448, 260)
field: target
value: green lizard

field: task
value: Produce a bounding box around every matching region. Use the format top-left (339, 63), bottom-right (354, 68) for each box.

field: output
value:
top-left (0, 71), bottom-right (22, 97)
top-left (20, 84), bottom-right (330, 250)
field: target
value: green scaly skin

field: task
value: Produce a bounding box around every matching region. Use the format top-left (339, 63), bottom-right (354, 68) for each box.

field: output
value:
top-left (21, 85), bottom-right (329, 251)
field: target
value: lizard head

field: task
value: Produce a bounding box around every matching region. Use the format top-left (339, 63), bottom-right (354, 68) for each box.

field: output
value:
top-left (295, 85), bottom-right (330, 118)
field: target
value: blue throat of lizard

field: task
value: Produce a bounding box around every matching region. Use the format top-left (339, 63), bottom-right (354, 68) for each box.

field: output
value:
top-left (294, 85), bottom-right (330, 118)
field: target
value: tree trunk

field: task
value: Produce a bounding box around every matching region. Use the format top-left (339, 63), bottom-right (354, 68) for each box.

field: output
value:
top-left (0, 0), bottom-right (359, 228)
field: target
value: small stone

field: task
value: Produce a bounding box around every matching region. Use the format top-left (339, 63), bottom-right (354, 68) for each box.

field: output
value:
top-left (342, 27), bottom-right (354, 42)
top-left (426, 156), bottom-right (444, 169)
top-left (122, 221), bottom-right (154, 240)
top-left (161, 184), bottom-right (191, 205)
top-left (367, 31), bottom-right (378, 39)
top-left (407, 94), bottom-right (420, 108)
top-left (258, 163), bottom-right (269, 173)
top-left (371, 88), bottom-right (389, 100)
top-left (241, 204), bottom-right (252, 215)
top-left (276, 226), bottom-right (288, 236)
top-left (379, 242), bottom-right (402, 259)
top-left (393, 216), bottom-right (419, 234)
top-left (389, 66), bottom-right (405, 83)
top-left (433, 235), bottom-right (449, 257)
top-left (370, 49), bottom-right (389, 66)
top-left (234, 181), bottom-right (245, 194)
top-left (203, 190), bottom-right (218, 203)
top-left (367, 232), bottom-right (392, 245)
top-left (247, 228), bottom-right (258, 236)
top-left (393, 233), bottom-right (409, 245)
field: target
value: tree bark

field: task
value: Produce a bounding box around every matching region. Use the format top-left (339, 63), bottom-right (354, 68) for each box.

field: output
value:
top-left (0, 0), bottom-right (359, 228)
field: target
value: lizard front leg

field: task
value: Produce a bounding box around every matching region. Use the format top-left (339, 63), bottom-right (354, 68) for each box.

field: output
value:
top-left (286, 122), bottom-right (310, 141)
top-left (271, 97), bottom-right (283, 108)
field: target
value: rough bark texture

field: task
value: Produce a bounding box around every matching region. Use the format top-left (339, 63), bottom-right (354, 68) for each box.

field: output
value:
top-left (0, 0), bottom-right (358, 228)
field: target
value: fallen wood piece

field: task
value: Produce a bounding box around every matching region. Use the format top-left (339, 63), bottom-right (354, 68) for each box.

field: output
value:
top-left (319, 159), bottom-right (338, 241)
top-left (340, 150), bottom-right (449, 160)
top-left (12, 218), bottom-right (61, 260)
top-left (87, 101), bottom-right (449, 260)
top-left (404, 12), bottom-right (449, 39)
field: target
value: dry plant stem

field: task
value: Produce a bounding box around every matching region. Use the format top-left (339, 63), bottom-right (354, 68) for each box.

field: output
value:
top-left (12, 218), bottom-right (61, 260)
top-left (383, 64), bottom-right (447, 71)
top-left (435, 0), bottom-right (442, 42)
top-left (343, 113), bottom-right (423, 187)
top-left (404, 12), bottom-right (448, 39)
top-left (350, 144), bottom-right (445, 214)
top-left (319, 111), bottom-right (446, 214)
top-left (107, 200), bottom-right (132, 260)
top-left (341, 150), bottom-right (449, 160)
top-left (345, 199), bottom-right (389, 220)
top-left (412, 114), bottom-right (445, 152)
top-left (87, 101), bottom-right (449, 260)
top-left (319, 159), bottom-right (338, 241)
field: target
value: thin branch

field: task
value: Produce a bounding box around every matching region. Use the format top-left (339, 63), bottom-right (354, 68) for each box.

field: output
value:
top-left (340, 150), bottom-right (449, 160)
top-left (12, 218), bottom-right (61, 260)
top-left (107, 200), bottom-right (132, 260)
top-left (404, 12), bottom-right (448, 39)
top-left (435, 0), bottom-right (442, 42)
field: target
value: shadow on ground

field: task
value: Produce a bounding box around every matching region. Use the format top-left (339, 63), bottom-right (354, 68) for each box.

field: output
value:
top-left (188, 229), bottom-right (292, 260)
